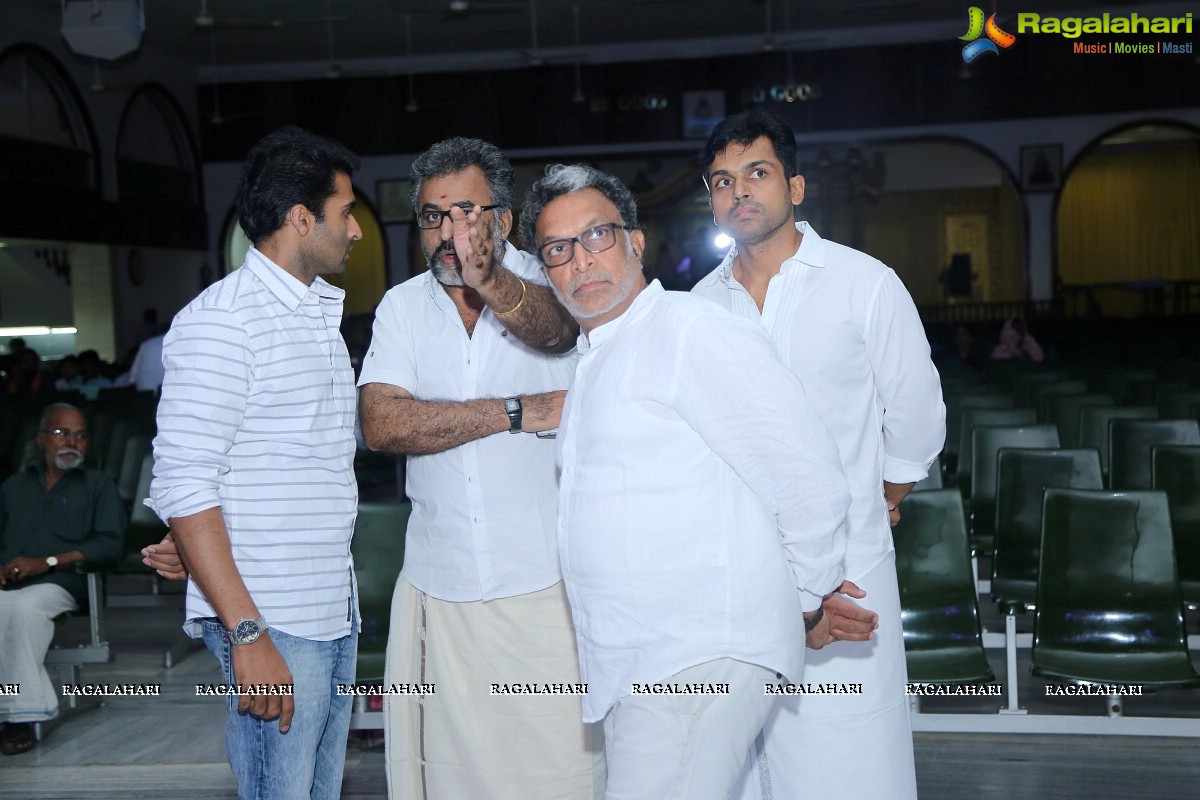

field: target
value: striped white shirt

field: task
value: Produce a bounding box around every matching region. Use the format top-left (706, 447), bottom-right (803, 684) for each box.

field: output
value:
top-left (150, 247), bottom-right (359, 641)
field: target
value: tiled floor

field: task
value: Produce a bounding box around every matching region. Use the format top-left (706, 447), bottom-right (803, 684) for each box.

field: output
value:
top-left (2, 579), bottom-right (1199, 799)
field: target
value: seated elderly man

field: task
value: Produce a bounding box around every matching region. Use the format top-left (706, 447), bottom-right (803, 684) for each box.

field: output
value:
top-left (0, 402), bottom-right (125, 755)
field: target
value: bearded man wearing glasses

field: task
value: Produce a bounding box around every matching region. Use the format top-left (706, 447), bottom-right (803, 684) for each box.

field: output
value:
top-left (357, 137), bottom-right (603, 799)
top-left (0, 402), bottom-right (125, 755)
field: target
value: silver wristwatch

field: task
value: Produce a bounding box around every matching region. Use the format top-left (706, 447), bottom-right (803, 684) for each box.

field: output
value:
top-left (227, 616), bottom-right (268, 645)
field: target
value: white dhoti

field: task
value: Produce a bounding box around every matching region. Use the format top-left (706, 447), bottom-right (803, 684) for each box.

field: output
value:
top-left (0, 583), bottom-right (77, 723)
top-left (734, 552), bottom-right (917, 800)
top-left (603, 658), bottom-right (776, 800)
top-left (385, 578), bottom-right (605, 800)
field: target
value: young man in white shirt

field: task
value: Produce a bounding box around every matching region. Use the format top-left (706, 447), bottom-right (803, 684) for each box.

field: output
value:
top-left (693, 110), bottom-right (946, 800)
top-left (518, 163), bottom-right (856, 800)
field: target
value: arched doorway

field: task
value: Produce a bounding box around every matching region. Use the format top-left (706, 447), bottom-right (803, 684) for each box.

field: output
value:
top-left (1057, 122), bottom-right (1200, 317)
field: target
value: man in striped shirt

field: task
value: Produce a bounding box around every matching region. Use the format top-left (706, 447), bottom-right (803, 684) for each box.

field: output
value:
top-left (149, 126), bottom-right (362, 800)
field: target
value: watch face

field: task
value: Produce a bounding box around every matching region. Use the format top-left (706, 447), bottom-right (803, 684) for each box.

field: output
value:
top-left (234, 619), bottom-right (262, 643)
top-left (46, 556), bottom-right (58, 567)
top-left (505, 398), bottom-right (520, 414)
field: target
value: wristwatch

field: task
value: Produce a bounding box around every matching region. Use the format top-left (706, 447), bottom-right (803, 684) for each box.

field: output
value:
top-left (45, 555), bottom-right (59, 572)
top-left (227, 616), bottom-right (268, 646)
top-left (803, 605), bottom-right (825, 632)
top-left (504, 396), bottom-right (523, 434)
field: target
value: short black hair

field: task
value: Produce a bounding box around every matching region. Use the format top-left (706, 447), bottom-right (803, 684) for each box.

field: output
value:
top-left (699, 110), bottom-right (798, 185)
top-left (235, 125), bottom-right (361, 244)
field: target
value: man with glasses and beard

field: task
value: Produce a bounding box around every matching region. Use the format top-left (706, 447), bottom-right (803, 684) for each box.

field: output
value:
top-left (0, 403), bottom-right (125, 755)
top-left (357, 138), bottom-right (602, 799)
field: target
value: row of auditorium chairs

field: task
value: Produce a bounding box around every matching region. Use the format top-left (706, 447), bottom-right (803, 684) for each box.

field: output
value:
top-left (944, 383), bottom-right (1200, 484)
top-left (895, 484), bottom-right (1200, 712)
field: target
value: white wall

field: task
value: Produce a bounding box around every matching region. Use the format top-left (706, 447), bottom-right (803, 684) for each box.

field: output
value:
top-left (0, 245), bottom-right (74, 328)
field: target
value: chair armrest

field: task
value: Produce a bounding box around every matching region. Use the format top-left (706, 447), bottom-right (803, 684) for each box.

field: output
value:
top-left (68, 559), bottom-right (122, 574)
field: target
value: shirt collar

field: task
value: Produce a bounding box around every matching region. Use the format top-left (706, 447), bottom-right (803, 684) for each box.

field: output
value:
top-left (243, 246), bottom-right (345, 312)
top-left (25, 460), bottom-right (84, 485)
top-left (711, 221), bottom-right (827, 288)
top-left (577, 280), bottom-right (664, 354)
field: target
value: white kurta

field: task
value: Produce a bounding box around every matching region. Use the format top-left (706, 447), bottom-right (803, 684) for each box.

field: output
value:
top-left (361, 246), bottom-right (599, 799)
top-left (557, 281), bottom-right (850, 724)
top-left (358, 246), bottom-right (577, 601)
top-left (694, 222), bottom-right (945, 800)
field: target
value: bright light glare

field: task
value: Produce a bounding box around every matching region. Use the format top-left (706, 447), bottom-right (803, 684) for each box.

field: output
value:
top-left (713, 233), bottom-right (732, 249)
top-left (0, 326), bottom-right (78, 337)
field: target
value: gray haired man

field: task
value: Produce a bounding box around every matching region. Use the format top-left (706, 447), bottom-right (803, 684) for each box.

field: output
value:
top-left (519, 163), bottom-right (853, 800)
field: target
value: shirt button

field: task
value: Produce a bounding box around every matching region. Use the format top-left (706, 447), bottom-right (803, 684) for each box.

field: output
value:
top-left (318, 323), bottom-right (327, 330)
top-left (307, 292), bottom-right (316, 300)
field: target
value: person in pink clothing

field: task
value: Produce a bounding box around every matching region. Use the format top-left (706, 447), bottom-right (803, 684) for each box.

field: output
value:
top-left (990, 316), bottom-right (1044, 362)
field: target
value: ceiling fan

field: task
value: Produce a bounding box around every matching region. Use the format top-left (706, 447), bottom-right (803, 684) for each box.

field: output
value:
top-left (445, 0), bottom-right (526, 18)
top-left (193, 0), bottom-right (280, 30)
top-left (518, 0), bottom-right (583, 66)
top-left (204, 28), bottom-right (260, 124)
top-left (192, 0), bottom-right (349, 31)
top-left (86, 60), bottom-right (140, 93)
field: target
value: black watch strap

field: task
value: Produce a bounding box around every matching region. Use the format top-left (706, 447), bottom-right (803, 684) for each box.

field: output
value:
top-left (504, 397), bottom-right (523, 434)
top-left (803, 604), bottom-right (825, 632)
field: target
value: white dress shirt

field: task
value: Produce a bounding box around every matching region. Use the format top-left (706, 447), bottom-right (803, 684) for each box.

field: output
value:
top-left (358, 246), bottom-right (577, 602)
top-left (150, 247), bottom-right (359, 641)
top-left (557, 281), bottom-right (849, 723)
top-left (126, 334), bottom-right (166, 392)
top-left (693, 222), bottom-right (945, 580)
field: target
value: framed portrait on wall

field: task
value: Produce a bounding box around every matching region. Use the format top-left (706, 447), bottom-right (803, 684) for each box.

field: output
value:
top-left (377, 179), bottom-right (413, 223)
top-left (1020, 144), bottom-right (1062, 193)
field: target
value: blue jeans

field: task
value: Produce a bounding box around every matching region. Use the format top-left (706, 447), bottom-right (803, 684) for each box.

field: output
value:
top-left (201, 618), bottom-right (358, 800)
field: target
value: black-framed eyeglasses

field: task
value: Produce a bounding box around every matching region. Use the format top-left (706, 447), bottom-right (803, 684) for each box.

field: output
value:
top-left (538, 223), bottom-right (633, 268)
top-left (42, 428), bottom-right (88, 441)
top-left (415, 204), bottom-right (500, 229)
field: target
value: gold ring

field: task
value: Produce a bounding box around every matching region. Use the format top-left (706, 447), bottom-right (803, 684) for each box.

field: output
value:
top-left (477, 249), bottom-right (487, 256)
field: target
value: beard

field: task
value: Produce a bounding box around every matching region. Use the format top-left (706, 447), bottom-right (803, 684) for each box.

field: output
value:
top-left (53, 449), bottom-right (84, 470)
top-left (426, 226), bottom-right (507, 288)
top-left (719, 198), bottom-right (795, 248)
top-left (427, 240), bottom-right (465, 287)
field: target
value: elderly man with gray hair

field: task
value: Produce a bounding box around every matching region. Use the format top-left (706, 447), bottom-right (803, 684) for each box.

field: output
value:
top-left (358, 138), bottom-right (602, 799)
top-left (518, 164), bottom-right (854, 800)
top-left (1, 402), bottom-right (125, 755)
